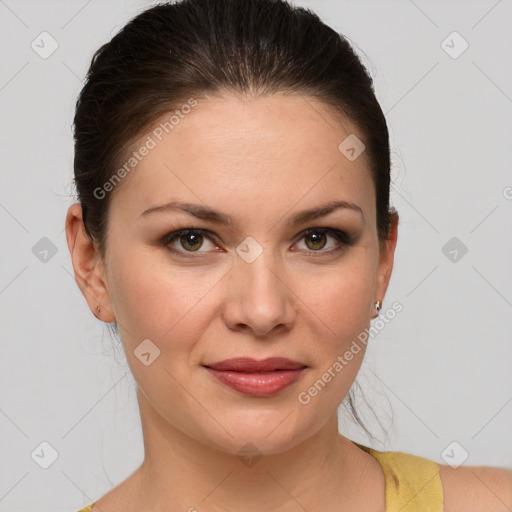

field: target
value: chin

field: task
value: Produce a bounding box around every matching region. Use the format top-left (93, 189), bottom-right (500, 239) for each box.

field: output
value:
top-left (199, 410), bottom-right (315, 458)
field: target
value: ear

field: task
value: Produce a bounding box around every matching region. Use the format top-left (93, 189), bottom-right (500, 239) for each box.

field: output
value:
top-left (65, 203), bottom-right (116, 323)
top-left (373, 210), bottom-right (399, 318)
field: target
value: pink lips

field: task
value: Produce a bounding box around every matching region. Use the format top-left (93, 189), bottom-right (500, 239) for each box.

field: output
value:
top-left (203, 357), bottom-right (307, 397)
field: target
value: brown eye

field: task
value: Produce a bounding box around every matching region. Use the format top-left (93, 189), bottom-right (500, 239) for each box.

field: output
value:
top-left (179, 232), bottom-right (204, 251)
top-left (295, 228), bottom-right (351, 255)
top-left (304, 231), bottom-right (328, 251)
top-left (162, 229), bottom-right (218, 255)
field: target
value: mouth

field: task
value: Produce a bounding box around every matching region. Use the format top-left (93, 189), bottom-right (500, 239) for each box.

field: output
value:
top-left (202, 357), bottom-right (308, 397)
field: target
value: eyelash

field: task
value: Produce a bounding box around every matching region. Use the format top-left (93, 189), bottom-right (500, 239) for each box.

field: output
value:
top-left (160, 227), bottom-right (353, 258)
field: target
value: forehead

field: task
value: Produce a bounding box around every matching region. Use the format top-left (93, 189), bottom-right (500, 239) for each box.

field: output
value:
top-left (108, 93), bottom-right (375, 223)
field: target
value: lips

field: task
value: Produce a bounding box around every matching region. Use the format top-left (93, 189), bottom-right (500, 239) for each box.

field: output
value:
top-left (203, 357), bottom-right (307, 397)
top-left (204, 357), bottom-right (307, 372)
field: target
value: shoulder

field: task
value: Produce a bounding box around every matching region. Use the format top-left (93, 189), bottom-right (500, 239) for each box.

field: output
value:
top-left (439, 463), bottom-right (512, 511)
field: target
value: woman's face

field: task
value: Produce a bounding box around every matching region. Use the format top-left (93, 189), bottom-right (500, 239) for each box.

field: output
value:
top-left (80, 93), bottom-right (396, 455)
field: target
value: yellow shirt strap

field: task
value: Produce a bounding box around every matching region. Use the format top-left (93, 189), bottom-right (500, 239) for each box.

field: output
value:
top-left (76, 503), bottom-right (95, 512)
top-left (355, 443), bottom-right (444, 512)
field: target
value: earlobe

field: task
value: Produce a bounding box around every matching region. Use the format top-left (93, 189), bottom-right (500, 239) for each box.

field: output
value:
top-left (370, 300), bottom-right (382, 320)
top-left (65, 203), bottom-right (116, 323)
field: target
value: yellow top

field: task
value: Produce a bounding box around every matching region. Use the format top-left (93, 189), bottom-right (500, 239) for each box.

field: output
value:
top-left (76, 442), bottom-right (444, 512)
top-left (355, 442), bottom-right (444, 511)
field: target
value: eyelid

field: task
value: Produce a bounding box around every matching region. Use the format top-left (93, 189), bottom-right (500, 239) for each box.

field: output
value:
top-left (295, 227), bottom-right (352, 245)
top-left (161, 228), bottom-right (219, 249)
top-left (160, 226), bottom-right (353, 257)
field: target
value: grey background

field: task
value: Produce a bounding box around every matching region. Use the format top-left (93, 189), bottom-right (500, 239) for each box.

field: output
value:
top-left (1, 0), bottom-right (511, 510)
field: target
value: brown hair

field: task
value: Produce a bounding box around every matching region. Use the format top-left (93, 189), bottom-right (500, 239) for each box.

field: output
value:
top-left (72, 0), bottom-right (393, 442)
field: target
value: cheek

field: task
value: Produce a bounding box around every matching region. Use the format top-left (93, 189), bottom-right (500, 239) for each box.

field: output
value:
top-left (293, 264), bottom-right (374, 408)
top-left (299, 254), bottom-right (375, 342)
top-left (107, 248), bottom-right (225, 343)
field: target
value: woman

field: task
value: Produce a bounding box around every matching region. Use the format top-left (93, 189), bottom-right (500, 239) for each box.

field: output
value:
top-left (66, 0), bottom-right (512, 510)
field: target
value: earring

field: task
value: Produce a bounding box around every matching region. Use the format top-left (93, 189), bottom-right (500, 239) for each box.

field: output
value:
top-left (374, 300), bottom-right (382, 315)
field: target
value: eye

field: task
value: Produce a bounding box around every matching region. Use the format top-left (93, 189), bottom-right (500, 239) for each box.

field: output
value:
top-left (293, 228), bottom-right (352, 255)
top-left (163, 229), bottom-right (218, 254)
top-left (161, 227), bottom-right (352, 258)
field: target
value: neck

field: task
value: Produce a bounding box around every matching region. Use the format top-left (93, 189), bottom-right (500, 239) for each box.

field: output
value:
top-left (130, 388), bottom-right (375, 512)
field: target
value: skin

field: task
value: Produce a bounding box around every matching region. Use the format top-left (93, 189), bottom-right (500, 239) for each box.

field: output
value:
top-left (66, 93), bottom-right (512, 511)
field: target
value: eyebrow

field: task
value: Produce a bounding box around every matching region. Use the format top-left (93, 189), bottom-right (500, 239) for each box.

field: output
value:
top-left (140, 199), bottom-right (364, 227)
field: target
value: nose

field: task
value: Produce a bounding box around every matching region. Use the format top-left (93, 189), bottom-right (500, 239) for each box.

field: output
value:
top-left (222, 252), bottom-right (296, 338)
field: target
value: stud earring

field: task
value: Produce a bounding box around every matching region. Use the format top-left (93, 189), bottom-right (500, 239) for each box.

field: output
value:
top-left (375, 300), bottom-right (382, 315)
